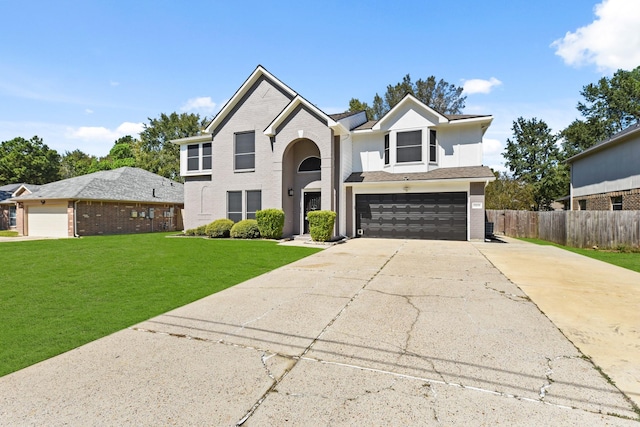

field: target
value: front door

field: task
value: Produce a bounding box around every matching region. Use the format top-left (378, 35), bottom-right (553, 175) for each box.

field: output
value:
top-left (303, 191), bottom-right (321, 234)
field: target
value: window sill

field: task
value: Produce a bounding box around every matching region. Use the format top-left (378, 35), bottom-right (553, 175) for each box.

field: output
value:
top-left (234, 169), bottom-right (255, 173)
top-left (396, 161), bottom-right (425, 166)
top-left (185, 169), bottom-right (212, 176)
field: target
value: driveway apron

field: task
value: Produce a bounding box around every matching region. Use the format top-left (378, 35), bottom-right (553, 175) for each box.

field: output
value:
top-left (0, 239), bottom-right (637, 426)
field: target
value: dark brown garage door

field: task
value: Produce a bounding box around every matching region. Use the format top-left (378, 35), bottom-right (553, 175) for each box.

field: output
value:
top-left (355, 192), bottom-right (467, 240)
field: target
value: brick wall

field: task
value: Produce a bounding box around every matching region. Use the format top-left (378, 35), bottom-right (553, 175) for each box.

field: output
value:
top-left (75, 201), bottom-right (183, 236)
top-left (573, 188), bottom-right (640, 210)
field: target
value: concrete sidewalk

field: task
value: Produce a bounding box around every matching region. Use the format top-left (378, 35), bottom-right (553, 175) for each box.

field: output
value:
top-left (476, 237), bottom-right (640, 408)
top-left (0, 239), bottom-right (637, 425)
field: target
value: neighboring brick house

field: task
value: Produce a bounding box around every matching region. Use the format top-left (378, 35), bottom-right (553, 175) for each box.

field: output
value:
top-left (11, 167), bottom-right (183, 237)
top-left (173, 65), bottom-right (495, 241)
top-left (568, 123), bottom-right (640, 211)
top-left (0, 183), bottom-right (39, 231)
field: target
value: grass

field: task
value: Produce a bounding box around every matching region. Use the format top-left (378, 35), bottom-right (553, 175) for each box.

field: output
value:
top-left (0, 233), bottom-right (321, 377)
top-left (0, 230), bottom-right (19, 237)
top-left (518, 238), bottom-right (640, 273)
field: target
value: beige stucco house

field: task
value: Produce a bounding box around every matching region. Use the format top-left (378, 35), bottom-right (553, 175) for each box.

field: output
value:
top-left (173, 65), bottom-right (495, 240)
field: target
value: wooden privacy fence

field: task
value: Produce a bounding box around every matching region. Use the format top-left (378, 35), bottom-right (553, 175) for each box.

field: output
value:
top-left (486, 210), bottom-right (640, 249)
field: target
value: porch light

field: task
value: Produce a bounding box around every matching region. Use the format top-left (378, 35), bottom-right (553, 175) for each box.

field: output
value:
top-left (288, 188), bottom-right (294, 197)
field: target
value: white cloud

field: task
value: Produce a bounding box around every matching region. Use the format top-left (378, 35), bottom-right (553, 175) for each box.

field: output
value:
top-left (551, 0), bottom-right (640, 72)
top-left (462, 77), bottom-right (502, 95)
top-left (66, 122), bottom-right (144, 142)
top-left (181, 96), bottom-right (217, 113)
top-left (109, 81), bottom-right (120, 87)
top-left (85, 109), bottom-right (94, 114)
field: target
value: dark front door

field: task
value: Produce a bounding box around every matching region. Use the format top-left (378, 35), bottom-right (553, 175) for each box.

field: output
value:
top-left (355, 192), bottom-right (467, 240)
top-left (303, 191), bottom-right (321, 234)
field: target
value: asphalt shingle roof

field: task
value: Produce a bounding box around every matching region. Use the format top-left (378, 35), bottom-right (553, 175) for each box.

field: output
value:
top-left (13, 167), bottom-right (184, 204)
top-left (345, 166), bottom-right (495, 183)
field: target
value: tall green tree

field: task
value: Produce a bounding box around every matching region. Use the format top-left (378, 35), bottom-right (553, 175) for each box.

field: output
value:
top-left (135, 112), bottom-right (207, 180)
top-left (89, 136), bottom-right (137, 173)
top-left (504, 117), bottom-right (568, 210)
top-left (562, 66), bottom-right (640, 158)
top-left (60, 149), bottom-right (95, 179)
top-left (349, 74), bottom-right (466, 120)
top-left (0, 136), bottom-right (61, 185)
top-left (485, 171), bottom-right (535, 210)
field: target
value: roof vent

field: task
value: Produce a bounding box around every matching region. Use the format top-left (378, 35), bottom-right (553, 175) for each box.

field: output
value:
top-left (152, 188), bottom-right (156, 198)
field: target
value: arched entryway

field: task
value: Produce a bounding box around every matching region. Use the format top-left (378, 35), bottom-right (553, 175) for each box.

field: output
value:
top-left (282, 138), bottom-right (321, 236)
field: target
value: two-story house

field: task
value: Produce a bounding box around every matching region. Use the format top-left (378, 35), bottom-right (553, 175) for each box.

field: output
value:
top-left (173, 66), bottom-right (494, 241)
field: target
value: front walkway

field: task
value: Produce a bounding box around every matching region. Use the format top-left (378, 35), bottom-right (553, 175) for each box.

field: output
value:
top-left (0, 239), bottom-right (637, 425)
top-left (476, 237), bottom-right (640, 408)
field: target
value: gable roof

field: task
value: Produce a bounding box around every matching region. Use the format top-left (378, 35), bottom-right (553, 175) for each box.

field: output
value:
top-left (349, 93), bottom-right (493, 132)
top-left (264, 95), bottom-right (344, 137)
top-left (205, 65), bottom-right (297, 136)
top-left (567, 122), bottom-right (640, 163)
top-left (12, 167), bottom-right (183, 204)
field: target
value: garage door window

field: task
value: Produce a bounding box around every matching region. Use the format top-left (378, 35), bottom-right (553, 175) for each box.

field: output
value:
top-left (397, 130), bottom-right (422, 163)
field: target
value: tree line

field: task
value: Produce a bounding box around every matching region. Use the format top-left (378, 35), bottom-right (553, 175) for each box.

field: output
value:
top-left (0, 113), bottom-right (208, 186)
top-left (488, 65), bottom-right (640, 210)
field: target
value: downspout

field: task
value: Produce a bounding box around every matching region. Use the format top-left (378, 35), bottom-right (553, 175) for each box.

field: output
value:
top-left (73, 200), bottom-right (79, 237)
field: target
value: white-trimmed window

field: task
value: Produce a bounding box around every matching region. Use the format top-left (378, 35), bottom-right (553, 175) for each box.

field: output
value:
top-left (235, 131), bottom-right (255, 171)
top-left (397, 130), bottom-right (422, 163)
top-left (9, 205), bottom-right (16, 227)
top-left (611, 196), bottom-right (622, 211)
top-left (227, 190), bottom-right (262, 222)
top-left (429, 129), bottom-right (437, 163)
top-left (186, 142), bottom-right (212, 172)
top-left (298, 157), bottom-right (321, 173)
top-left (384, 134), bottom-right (390, 165)
top-left (246, 190), bottom-right (262, 219)
top-left (227, 191), bottom-right (242, 222)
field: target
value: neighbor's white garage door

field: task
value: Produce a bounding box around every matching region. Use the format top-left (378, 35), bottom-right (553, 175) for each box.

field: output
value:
top-left (28, 205), bottom-right (69, 237)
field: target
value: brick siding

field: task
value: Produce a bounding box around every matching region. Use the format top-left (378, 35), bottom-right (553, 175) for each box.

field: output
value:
top-left (75, 201), bottom-right (183, 236)
top-left (572, 188), bottom-right (640, 210)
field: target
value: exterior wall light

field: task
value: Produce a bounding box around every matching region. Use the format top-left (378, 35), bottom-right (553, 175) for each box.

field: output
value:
top-left (288, 188), bottom-right (294, 197)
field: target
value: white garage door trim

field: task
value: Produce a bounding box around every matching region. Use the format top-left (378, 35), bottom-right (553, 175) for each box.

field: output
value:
top-left (28, 204), bottom-right (69, 237)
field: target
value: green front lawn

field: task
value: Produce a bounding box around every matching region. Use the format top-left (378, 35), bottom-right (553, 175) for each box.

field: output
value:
top-left (518, 238), bottom-right (640, 273)
top-left (0, 233), bottom-right (321, 377)
top-left (0, 230), bottom-right (19, 237)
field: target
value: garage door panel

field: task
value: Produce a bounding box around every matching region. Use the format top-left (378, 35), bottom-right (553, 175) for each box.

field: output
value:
top-left (28, 205), bottom-right (69, 237)
top-left (356, 192), bottom-right (467, 241)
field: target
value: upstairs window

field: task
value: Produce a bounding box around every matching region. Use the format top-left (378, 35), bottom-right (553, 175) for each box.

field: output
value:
top-left (429, 129), bottom-right (437, 163)
top-left (397, 130), bottom-right (422, 163)
top-left (235, 131), bottom-right (255, 171)
top-left (202, 143), bottom-right (212, 169)
top-left (611, 196), bottom-right (622, 211)
top-left (298, 157), bottom-right (321, 172)
top-left (384, 134), bottom-right (389, 165)
top-left (187, 143), bottom-right (212, 172)
top-left (187, 144), bottom-right (199, 171)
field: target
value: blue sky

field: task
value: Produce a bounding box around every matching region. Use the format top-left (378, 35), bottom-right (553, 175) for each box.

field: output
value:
top-left (1, 0), bottom-right (639, 171)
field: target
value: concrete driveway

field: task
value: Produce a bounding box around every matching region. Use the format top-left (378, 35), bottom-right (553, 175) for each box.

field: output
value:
top-left (0, 239), bottom-right (637, 425)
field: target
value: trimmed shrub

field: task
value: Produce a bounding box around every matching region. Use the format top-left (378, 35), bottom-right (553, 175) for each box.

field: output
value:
top-left (256, 209), bottom-right (285, 239)
top-left (196, 225), bottom-right (207, 236)
top-left (230, 219), bottom-right (260, 239)
top-left (307, 210), bottom-right (336, 242)
top-left (206, 219), bottom-right (234, 238)
top-left (184, 228), bottom-right (197, 236)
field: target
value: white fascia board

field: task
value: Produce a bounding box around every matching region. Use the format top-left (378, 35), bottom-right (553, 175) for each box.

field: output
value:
top-left (205, 65), bottom-right (297, 134)
top-left (441, 116), bottom-right (494, 128)
top-left (170, 134), bottom-right (212, 145)
top-left (372, 94), bottom-right (448, 131)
